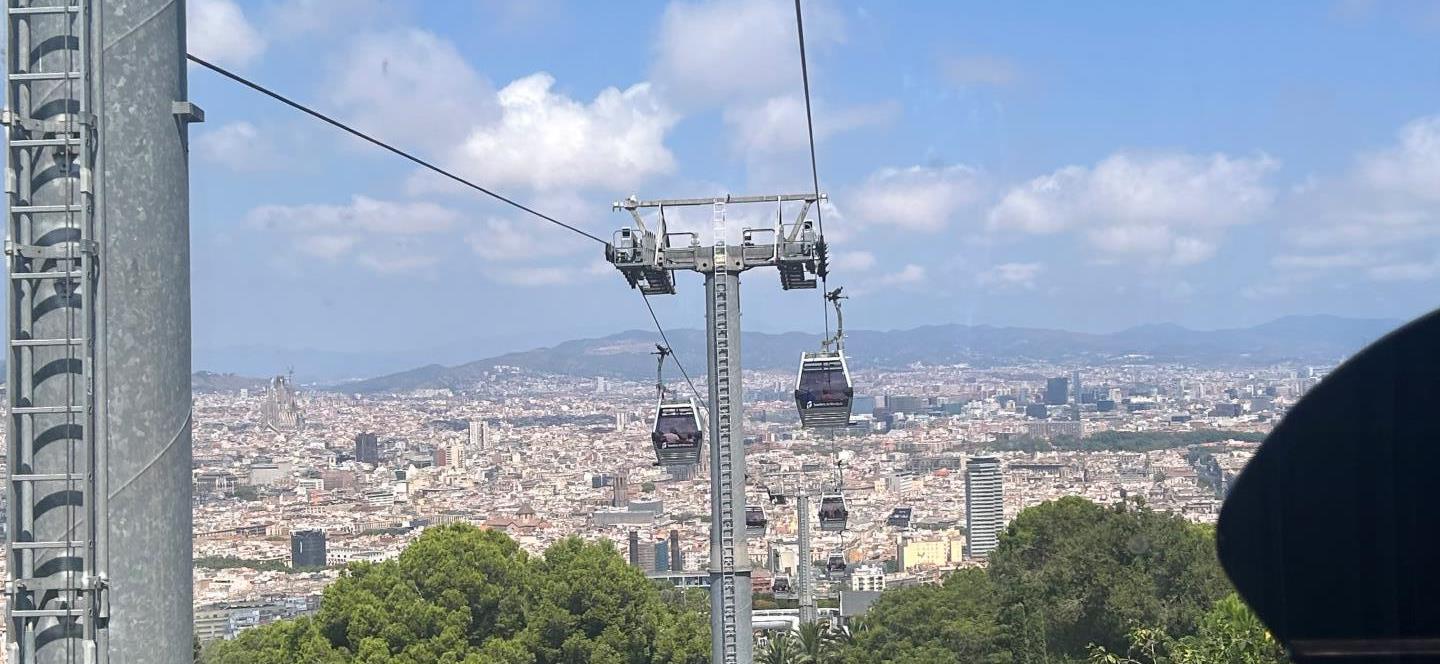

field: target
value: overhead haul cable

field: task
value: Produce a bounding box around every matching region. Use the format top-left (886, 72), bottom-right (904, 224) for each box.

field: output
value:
top-left (793, 0), bottom-right (833, 339)
top-left (188, 53), bottom-right (707, 404)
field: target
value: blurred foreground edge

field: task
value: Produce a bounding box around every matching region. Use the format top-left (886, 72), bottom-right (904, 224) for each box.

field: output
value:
top-left (1218, 308), bottom-right (1440, 663)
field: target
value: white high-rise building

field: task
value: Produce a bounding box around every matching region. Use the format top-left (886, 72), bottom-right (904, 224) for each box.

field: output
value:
top-left (850, 564), bottom-right (886, 592)
top-left (615, 411), bottom-right (628, 432)
top-left (447, 440), bottom-right (465, 470)
top-left (965, 456), bottom-right (1003, 559)
top-left (469, 420), bottom-right (489, 451)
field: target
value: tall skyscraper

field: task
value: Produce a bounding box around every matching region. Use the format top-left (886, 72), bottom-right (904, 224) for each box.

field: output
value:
top-left (628, 530), bottom-right (656, 571)
top-left (354, 432), bottom-right (380, 465)
top-left (965, 456), bottom-right (1003, 559)
top-left (291, 529), bottom-right (327, 569)
top-left (449, 440), bottom-right (465, 469)
top-left (1045, 377), bottom-right (1069, 406)
top-left (615, 411), bottom-right (628, 432)
top-left (469, 420), bottom-right (489, 451)
top-left (613, 473), bottom-right (630, 509)
top-left (669, 529), bottom-right (682, 572)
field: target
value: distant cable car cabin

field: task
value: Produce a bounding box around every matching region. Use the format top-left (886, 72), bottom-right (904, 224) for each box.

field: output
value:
top-left (772, 575), bottom-right (792, 594)
top-left (825, 553), bottom-right (847, 575)
top-left (745, 505), bottom-right (768, 536)
top-left (649, 345), bottom-right (703, 467)
top-left (652, 401), bottom-right (703, 466)
top-left (887, 506), bottom-right (913, 528)
top-left (795, 289), bottom-right (854, 428)
top-left (818, 494), bottom-right (848, 532)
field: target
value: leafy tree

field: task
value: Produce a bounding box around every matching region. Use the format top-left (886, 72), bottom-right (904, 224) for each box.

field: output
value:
top-left (794, 621), bottom-right (839, 663)
top-left (840, 569), bottom-right (1007, 664)
top-left (201, 525), bottom-right (707, 664)
top-left (1087, 594), bottom-right (1287, 664)
top-left (988, 497), bottom-right (1229, 662)
top-left (761, 632), bottom-right (800, 664)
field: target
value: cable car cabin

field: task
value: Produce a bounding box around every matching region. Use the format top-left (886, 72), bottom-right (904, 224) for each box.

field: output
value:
top-left (817, 494), bottom-right (848, 532)
top-left (772, 576), bottom-right (792, 594)
top-left (651, 400), bottom-right (703, 466)
top-left (794, 351), bottom-right (854, 428)
top-left (766, 487), bottom-right (787, 505)
top-left (745, 505), bottom-right (768, 536)
top-left (825, 553), bottom-right (847, 576)
top-left (887, 506), bottom-right (913, 528)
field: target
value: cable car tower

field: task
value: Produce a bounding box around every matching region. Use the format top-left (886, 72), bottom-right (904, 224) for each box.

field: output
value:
top-left (760, 466), bottom-right (830, 627)
top-left (608, 192), bottom-right (825, 664)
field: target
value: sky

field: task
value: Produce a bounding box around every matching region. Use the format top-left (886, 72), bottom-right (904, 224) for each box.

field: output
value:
top-left (185, 0), bottom-right (1440, 361)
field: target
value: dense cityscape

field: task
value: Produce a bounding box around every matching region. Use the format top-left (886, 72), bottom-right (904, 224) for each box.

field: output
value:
top-left (0, 358), bottom-right (1318, 647)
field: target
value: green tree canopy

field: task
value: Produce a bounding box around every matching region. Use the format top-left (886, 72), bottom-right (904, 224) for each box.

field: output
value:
top-left (842, 496), bottom-right (1235, 664)
top-left (841, 568), bottom-right (1008, 664)
top-left (989, 496), bottom-right (1230, 662)
top-left (1088, 593), bottom-right (1288, 664)
top-left (201, 524), bottom-right (707, 664)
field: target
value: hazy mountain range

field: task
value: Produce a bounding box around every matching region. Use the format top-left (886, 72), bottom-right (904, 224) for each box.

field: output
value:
top-left (292, 314), bottom-right (1403, 394)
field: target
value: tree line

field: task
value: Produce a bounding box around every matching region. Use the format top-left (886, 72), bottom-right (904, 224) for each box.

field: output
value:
top-left (991, 429), bottom-right (1265, 454)
top-left (201, 497), bottom-right (1283, 663)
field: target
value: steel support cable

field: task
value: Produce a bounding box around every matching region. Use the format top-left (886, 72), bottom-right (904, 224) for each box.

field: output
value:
top-left (793, 0), bottom-right (833, 341)
top-left (188, 54), bottom-right (711, 409)
top-left (640, 290), bottom-right (707, 408)
top-left (185, 54), bottom-right (609, 246)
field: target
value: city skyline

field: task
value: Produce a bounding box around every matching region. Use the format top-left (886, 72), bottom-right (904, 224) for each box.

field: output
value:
top-left (185, 0), bottom-right (1440, 355)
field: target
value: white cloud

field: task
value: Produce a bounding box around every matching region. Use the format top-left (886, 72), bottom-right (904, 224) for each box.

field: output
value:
top-left (1272, 252), bottom-right (1375, 271)
top-left (941, 55), bottom-right (1019, 88)
top-left (466, 218), bottom-right (585, 262)
top-left (851, 165), bottom-right (987, 232)
top-left (487, 266), bottom-right (574, 287)
top-left (328, 29), bottom-right (499, 150)
top-left (723, 95), bottom-right (896, 155)
top-left (1358, 115), bottom-right (1440, 202)
top-left (830, 250), bottom-right (876, 272)
top-left (652, 0), bottom-right (844, 108)
top-left (355, 253), bottom-right (439, 275)
top-left (877, 264), bottom-right (926, 287)
top-left (988, 152), bottom-right (1278, 265)
top-left (1278, 115), bottom-right (1440, 284)
top-left (1368, 258), bottom-right (1440, 282)
top-left (193, 122), bottom-right (276, 171)
top-left (976, 262), bottom-right (1044, 289)
top-left (188, 0), bottom-right (265, 67)
top-left (247, 196), bottom-right (461, 235)
top-left (296, 234), bottom-right (359, 261)
top-left (430, 73), bottom-right (678, 193)
top-left (246, 196), bottom-right (462, 275)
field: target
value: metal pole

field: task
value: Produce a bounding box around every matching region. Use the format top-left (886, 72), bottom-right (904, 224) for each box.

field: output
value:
top-left (705, 267), bottom-right (752, 664)
top-left (796, 493), bottom-right (816, 625)
top-left (96, 0), bottom-right (196, 661)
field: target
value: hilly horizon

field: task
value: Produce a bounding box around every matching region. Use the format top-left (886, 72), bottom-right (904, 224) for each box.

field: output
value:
top-left (259, 314), bottom-right (1405, 394)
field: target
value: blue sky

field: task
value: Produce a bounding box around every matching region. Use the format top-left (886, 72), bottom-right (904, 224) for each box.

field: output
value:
top-left (186, 0), bottom-right (1440, 360)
